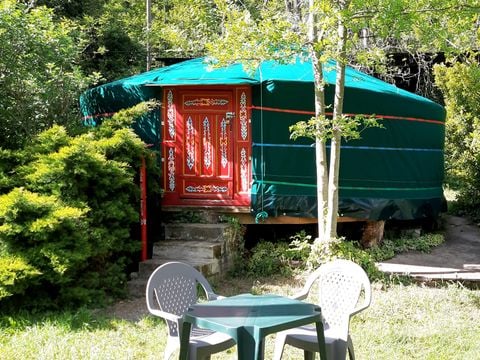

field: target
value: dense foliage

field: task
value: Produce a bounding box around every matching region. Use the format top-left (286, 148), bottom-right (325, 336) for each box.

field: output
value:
top-left (0, 103), bottom-right (159, 310)
top-left (36, 0), bottom-right (227, 81)
top-left (435, 62), bottom-right (480, 220)
top-left (0, 2), bottom-right (88, 149)
top-left (245, 231), bottom-right (444, 281)
top-left (80, 0), bottom-right (146, 81)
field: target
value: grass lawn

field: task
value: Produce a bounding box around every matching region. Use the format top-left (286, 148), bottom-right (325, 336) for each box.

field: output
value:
top-left (1, 274), bottom-right (479, 359)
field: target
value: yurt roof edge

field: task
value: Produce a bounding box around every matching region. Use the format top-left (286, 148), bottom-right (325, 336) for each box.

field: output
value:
top-left (82, 57), bottom-right (444, 110)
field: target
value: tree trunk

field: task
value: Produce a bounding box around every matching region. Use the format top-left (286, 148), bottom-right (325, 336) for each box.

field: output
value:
top-left (361, 220), bottom-right (385, 248)
top-left (285, 0), bottom-right (303, 28)
top-left (146, 0), bottom-right (152, 71)
top-left (325, 1), bottom-right (348, 239)
top-left (308, 0), bottom-right (329, 240)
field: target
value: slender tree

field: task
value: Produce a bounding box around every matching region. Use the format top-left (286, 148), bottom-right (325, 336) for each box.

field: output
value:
top-left (208, 0), bottom-right (479, 241)
top-left (308, 0), bottom-right (329, 239)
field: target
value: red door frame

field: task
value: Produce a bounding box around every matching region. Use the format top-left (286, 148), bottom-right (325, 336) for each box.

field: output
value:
top-left (162, 85), bottom-right (251, 207)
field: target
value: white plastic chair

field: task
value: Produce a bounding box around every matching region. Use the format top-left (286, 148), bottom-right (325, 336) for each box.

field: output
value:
top-left (145, 261), bottom-right (236, 360)
top-left (273, 259), bottom-right (372, 360)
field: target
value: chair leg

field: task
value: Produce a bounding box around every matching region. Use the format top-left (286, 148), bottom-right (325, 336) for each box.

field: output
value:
top-left (347, 335), bottom-right (355, 360)
top-left (304, 350), bottom-right (316, 360)
top-left (163, 339), bottom-right (177, 360)
top-left (273, 332), bottom-right (288, 360)
top-left (194, 349), bottom-right (213, 360)
top-left (188, 349), bottom-right (198, 360)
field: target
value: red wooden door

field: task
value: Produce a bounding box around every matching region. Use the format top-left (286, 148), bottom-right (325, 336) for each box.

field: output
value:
top-left (162, 86), bottom-right (251, 207)
top-left (179, 89), bottom-right (234, 199)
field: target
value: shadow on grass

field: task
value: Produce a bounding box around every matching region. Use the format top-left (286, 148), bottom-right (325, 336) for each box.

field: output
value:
top-left (0, 306), bottom-right (162, 333)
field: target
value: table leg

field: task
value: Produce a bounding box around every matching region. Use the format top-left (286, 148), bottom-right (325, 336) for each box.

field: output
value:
top-left (315, 321), bottom-right (327, 360)
top-left (256, 338), bottom-right (265, 360)
top-left (304, 350), bottom-right (315, 360)
top-left (236, 328), bottom-right (264, 360)
top-left (179, 322), bottom-right (192, 360)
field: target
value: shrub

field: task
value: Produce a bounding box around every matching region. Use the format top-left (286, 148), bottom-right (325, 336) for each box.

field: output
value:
top-left (0, 188), bottom-right (90, 304)
top-left (245, 231), bottom-right (315, 278)
top-left (0, 255), bottom-right (41, 300)
top-left (285, 230), bottom-right (312, 263)
top-left (307, 237), bottom-right (383, 280)
top-left (242, 228), bottom-right (445, 284)
top-left (221, 216), bottom-right (247, 277)
top-left (0, 103), bottom-right (160, 310)
top-left (306, 233), bottom-right (445, 282)
top-left (247, 241), bottom-right (292, 277)
top-left (0, 149), bottom-right (25, 193)
top-left (434, 62), bottom-right (480, 221)
top-left (0, 2), bottom-right (88, 150)
top-left (368, 233), bottom-right (444, 261)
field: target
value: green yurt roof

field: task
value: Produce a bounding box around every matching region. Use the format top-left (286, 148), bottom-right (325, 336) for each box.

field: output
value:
top-left (82, 57), bottom-right (437, 106)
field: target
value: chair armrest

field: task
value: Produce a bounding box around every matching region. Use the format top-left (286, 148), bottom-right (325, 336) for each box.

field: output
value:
top-left (351, 298), bottom-right (371, 316)
top-left (351, 283), bottom-right (372, 316)
top-left (351, 304), bottom-right (368, 316)
top-left (207, 292), bottom-right (225, 300)
top-left (147, 308), bottom-right (182, 322)
top-left (290, 290), bottom-right (309, 300)
top-left (291, 266), bottom-right (324, 301)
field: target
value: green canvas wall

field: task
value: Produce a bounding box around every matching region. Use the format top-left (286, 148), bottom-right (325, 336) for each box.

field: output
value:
top-left (250, 80), bottom-right (446, 220)
top-left (80, 77), bottom-right (161, 149)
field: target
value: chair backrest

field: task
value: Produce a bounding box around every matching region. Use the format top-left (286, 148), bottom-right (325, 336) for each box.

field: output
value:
top-left (306, 259), bottom-right (371, 335)
top-left (146, 261), bottom-right (215, 337)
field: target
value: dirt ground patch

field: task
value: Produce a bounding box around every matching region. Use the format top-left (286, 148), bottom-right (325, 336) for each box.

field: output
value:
top-left (102, 274), bottom-right (304, 322)
top-left (384, 215), bottom-right (480, 268)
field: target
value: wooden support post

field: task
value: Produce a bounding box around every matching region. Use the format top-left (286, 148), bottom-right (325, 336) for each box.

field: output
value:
top-left (361, 220), bottom-right (385, 248)
top-left (140, 156), bottom-right (148, 261)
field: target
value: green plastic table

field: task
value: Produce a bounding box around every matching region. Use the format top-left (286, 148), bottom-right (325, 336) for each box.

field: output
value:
top-left (179, 293), bottom-right (327, 360)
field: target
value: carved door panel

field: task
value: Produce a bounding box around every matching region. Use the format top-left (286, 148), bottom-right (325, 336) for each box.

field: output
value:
top-left (179, 90), bottom-right (234, 199)
top-left (162, 86), bottom-right (251, 207)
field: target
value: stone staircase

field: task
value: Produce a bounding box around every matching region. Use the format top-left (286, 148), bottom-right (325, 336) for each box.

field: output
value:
top-left (127, 222), bottom-right (233, 297)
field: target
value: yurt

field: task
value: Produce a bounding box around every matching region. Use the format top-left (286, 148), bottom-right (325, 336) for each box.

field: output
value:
top-left (80, 58), bottom-right (446, 224)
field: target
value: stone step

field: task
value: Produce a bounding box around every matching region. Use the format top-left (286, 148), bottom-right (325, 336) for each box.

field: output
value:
top-left (128, 258), bottom-right (224, 298)
top-left (127, 278), bottom-right (148, 298)
top-left (127, 221), bottom-right (236, 298)
top-left (153, 240), bottom-right (225, 260)
top-left (137, 257), bottom-right (223, 279)
top-left (164, 223), bottom-right (229, 242)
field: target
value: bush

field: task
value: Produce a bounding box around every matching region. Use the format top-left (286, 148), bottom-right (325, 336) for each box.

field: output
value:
top-left (245, 231), bottom-right (313, 278)
top-left (247, 241), bottom-right (292, 277)
top-left (307, 237), bottom-right (383, 280)
top-left (285, 230), bottom-right (312, 263)
top-left (245, 229), bottom-right (445, 283)
top-left (0, 2), bottom-right (88, 150)
top-left (221, 216), bottom-right (247, 277)
top-left (434, 62), bottom-right (480, 221)
top-left (0, 149), bottom-right (25, 193)
top-left (306, 233), bottom-right (444, 282)
top-left (0, 188), bottom-right (90, 304)
top-left (0, 103), bottom-right (160, 310)
top-left (368, 233), bottom-right (444, 261)
top-left (0, 254), bottom-right (41, 300)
